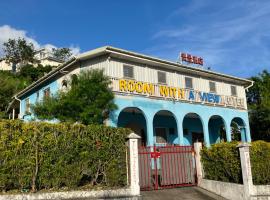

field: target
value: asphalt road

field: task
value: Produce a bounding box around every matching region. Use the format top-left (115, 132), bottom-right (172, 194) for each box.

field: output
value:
top-left (141, 187), bottom-right (226, 200)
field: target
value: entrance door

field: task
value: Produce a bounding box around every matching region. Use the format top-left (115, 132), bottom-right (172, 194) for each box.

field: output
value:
top-left (192, 132), bottom-right (204, 144)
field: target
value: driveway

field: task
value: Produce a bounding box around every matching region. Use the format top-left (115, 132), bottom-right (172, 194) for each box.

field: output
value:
top-left (141, 187), bottom-right (226, 200)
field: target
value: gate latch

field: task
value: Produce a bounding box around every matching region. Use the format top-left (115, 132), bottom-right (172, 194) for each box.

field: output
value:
top-left (150, 151), bottom-right (161, 158)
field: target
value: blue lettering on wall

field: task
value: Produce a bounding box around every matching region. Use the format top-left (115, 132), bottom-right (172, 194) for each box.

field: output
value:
top-left (189, 91), bottom-right (195, 100)
top-left (199, 92), bottom-right (208, 102)
top-left (199, 92), bottom-right (221, 104)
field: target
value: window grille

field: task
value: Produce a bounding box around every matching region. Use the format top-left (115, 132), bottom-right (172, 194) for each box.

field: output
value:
top-left (158, 71), bottom-right (166, 84)
top-left (209, 81), bottom-right (216, 93)
top-left (185, 77), bottom-right (193, 89)
top-left (123, 65), bottom-right (134, 78)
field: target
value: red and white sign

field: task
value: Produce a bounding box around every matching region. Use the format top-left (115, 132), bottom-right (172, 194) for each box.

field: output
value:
top-left (181, 53), bottom-right (203, 66)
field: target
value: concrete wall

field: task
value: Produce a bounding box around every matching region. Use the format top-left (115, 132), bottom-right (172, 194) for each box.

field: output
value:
top-left (199, 179), bottom-right (245, 200)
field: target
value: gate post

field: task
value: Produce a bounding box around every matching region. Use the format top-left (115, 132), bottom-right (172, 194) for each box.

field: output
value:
top-left (127, 132), bottom-right (141, 196)
top-left (194, 142), bottom-right (203, 185)
top-left (237, 143), bottom-right (254, 199)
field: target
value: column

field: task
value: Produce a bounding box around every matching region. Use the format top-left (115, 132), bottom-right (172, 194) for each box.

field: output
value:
top-left (202, 121), bottom-right (210, 147)
top-left (127, 133), bottom-right (141, 196)
top-left (194, 142), bottom-right (203, 185)
top-left (237, 143), bottom-right (254, 199)
top-left (145, 112), bottom-right (154, 146)
top-left (225, 120), bottom-right (232, 142)
top-left (177, 116), bottom-right (184, 145)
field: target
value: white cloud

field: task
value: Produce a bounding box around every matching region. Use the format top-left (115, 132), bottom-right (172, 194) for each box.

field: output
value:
top-left (0, 25), bottom-right (80, 57)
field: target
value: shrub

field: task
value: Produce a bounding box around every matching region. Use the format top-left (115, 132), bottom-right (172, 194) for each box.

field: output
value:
top-left (201, 142), bottom-right (242, 183)
top-left (201, 141), bottom-right (270, 185)
top-left (0, 120), bottom-right (130, 192)
top-left (250, 141), bottom-right (270, 185)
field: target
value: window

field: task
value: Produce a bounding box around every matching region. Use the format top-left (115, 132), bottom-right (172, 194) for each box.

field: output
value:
top-left (155, 128), bottom-right (167, 143)
top-left (158, 71), bottom-right (166, 84)
top-left (62, 80), bottom-right (68, 88)
top-left (25, 98), bottom-right (30, 113)
top-left (43, 87), bottom-right (50, 98)
top-left (123, 65), bottom-right (134, 78)
top-left (209, 81), bottom-right (216, 93)
top-left (185, 77), bottom-right (193, 89)
top-left (231, 85), bottom-right (237, 96)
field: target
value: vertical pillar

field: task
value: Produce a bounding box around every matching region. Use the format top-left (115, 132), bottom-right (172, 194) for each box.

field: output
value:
top-left (202, 121), bottom-right (210, 147)
top-left (146, 113), bottom-right (154, 146)
top-left (177, 117), bottom-right (184, 145)
top-left (237, 143), bottom-right (254, 199)
top-left (127, 133), bottom-right (141, 196)
top-left (225, 121), bottom-right (232, 142)
top-left (194, 142), bottom-right (203, 185)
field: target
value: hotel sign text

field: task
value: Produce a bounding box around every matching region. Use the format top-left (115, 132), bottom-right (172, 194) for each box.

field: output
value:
top-left (117, 79), bottom-right (245, 109)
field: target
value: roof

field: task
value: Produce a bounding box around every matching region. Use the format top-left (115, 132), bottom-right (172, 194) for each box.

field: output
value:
top-left (14, 46), bottom-right (253, 99)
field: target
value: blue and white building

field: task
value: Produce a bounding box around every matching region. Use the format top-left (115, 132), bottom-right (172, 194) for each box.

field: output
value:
top-left (9, 46), bottom-right (253, 147)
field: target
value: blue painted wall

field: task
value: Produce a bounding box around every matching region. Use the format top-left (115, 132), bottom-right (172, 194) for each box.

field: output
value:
top-left (20, 80), bottom-right (59, 121)
top-left (109, 95), bottom-right (251, 146)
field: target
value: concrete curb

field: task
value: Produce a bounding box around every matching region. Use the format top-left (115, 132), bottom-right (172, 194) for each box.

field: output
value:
top-left (0, 188), bottom-right (141, 200)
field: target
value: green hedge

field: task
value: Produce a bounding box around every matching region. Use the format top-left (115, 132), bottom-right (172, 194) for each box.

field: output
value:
top-left (250, 141), bottom-right (270, 185)
top-left (0, 120), bottom-right (130, 192)
top-left (201, 142), bottom-right (242, 183)
top-left (201, 141), bottom-right (270, 185)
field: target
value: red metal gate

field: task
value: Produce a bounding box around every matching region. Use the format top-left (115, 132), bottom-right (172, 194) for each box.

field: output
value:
top-left (138, 145), bottom-right (196, 190)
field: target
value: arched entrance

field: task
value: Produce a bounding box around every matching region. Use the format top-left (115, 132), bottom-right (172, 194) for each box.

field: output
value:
top-left (153, 110), bottom-right (178, 145)
top-left (183, 113), bottom-right (204, 145)
top-left (231, 117), bottom-right (246, 142)
top-left (208, 115), bottom-right (227, 144)
top-left (117, 107), bottom-right (147, 145)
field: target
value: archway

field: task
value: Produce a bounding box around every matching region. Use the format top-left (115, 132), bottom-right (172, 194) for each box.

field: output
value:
top-left (183, 113), bottom-right (204, 145)
top-left (231, 117), bottom-right (246, 142)
top-left (208, 115), bottom-right (227, 144)
top-left (118, 107), bottom-right (147, 146)
top-left (153, 110), bottom-right (178, 145)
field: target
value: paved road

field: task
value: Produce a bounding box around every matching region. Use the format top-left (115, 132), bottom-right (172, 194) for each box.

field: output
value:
top-left (141, 187), bottom-right (226, 200)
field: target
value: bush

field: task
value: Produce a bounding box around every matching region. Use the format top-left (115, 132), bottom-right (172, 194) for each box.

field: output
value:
top-left (201, 142), bottom-right (242, 183)
top-left (0, 120), bottom-right (130, 192)
top-left (250, 141), bottom-right (270, 185)
top-left (201, 141), bottom-right (270, 185)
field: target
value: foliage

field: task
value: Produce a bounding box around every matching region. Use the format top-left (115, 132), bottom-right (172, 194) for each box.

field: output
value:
top-left (201, 141), bottom-right (270, 185)
top-left (0, 71), bottom-right (29, 117)
top-left (52, 47), bottom-right (72, 61)
top-left (201, 142), bottom-right (242, 183)
top-left (250, 141), bottom-right (270, 185)
top-left (231, 122), bottom-right (241, 141)
top-left (3, 38), bottom-right (38, 71)
top-left (0, 120), bottom-right (130, 192)
top-left (32, 69), bottom-right (117, 125)
top-left (19, 64), bottom-right (53, 82)
top-left (247, 70), bottom-right (270, 141)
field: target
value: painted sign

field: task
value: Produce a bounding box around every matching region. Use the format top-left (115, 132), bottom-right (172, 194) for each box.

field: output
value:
top-left (116, 79), bottom-right (245, 109)
top-left (181, 53), bottom-right (203, 65)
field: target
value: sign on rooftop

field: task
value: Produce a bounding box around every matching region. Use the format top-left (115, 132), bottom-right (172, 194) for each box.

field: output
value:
top-left (180, 53), bottom-right (203, 66)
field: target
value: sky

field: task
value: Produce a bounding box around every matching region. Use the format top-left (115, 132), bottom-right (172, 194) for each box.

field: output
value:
top-left (0, 0), bottom-right (270, 78)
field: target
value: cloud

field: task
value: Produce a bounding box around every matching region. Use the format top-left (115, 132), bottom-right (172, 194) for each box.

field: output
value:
top-left (0, 25), bottom-right (80, 57)
top-left (147, 0), bottom-right (270, 78)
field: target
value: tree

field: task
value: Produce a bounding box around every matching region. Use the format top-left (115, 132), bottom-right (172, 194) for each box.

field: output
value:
top-left (3, 38), bottom-right (38, 72)
top-left (246, 70), bottom-right (270, 141)
top-left (52, 47), bottom-right (72, 61)
top-left (32, 69), bottom-right (117, 125)
top-left (19, 64), bottom-right (53, 82)
top-left (0, 71), bottom-right (29, 118)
